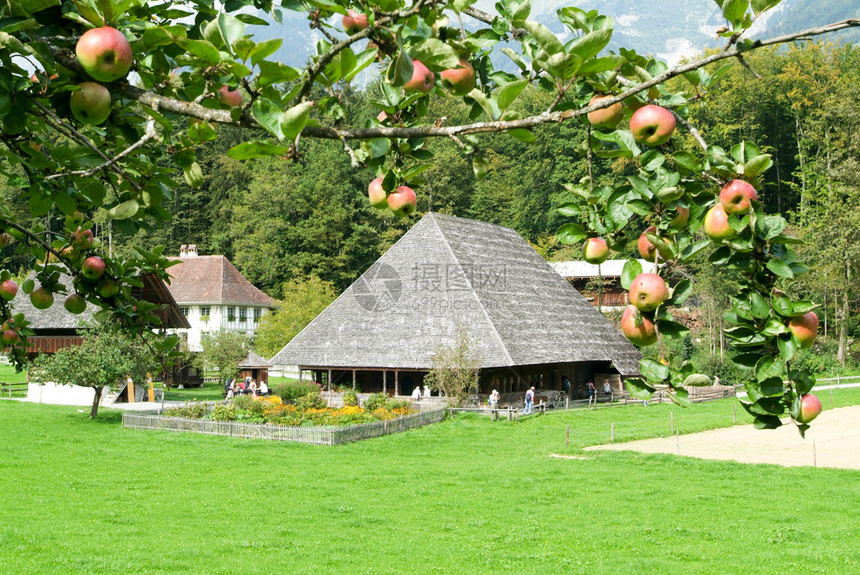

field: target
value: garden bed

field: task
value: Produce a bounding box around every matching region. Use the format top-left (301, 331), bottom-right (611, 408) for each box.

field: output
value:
top-left (122, 406), bottom-right (446, 445)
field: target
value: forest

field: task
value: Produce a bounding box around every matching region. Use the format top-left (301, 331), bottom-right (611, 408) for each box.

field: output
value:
top-left (2, 39), bottom-right (858, 380)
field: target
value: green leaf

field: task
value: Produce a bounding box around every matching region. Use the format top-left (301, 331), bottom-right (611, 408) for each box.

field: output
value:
top-left (567, 29), bottom-right (612, 63)
top-left (744, 154), bottom-right (772, 178)
top-left (522, 21), bottom-right (564, 55)
top-left (751, 0), bottom-right (781, 14)
top-left (790, 369), bottom-right (815, 395)
top-left (388, 48), bottom-right (414, 87)
top-left (216, 12), bottom-right (245, 55)
top-left (669, 388), bottom-right (692, 407)
top-left (755, 356), bottom-right (783, 383)
top-left (465, 88), bottom-right (499, 121)
top-left (682, 374), bottom-right (712, 387)
top-left (257, 61), bottom-right (299, 86)
top-left (772, 291), bottom-right (793, 317)
top-left (722, 0), bottom-right (749, 24)
top-left (577, 55), bottom-right (623, 75)
top-left (107, 199), bottom-right (139, 220)
top-left (778, 334), bottom-right (797, 362)
top-left (280, 102), bottom-right (314, 140)
top-left (409, 38), bottom-right (460, 69)
top-left (251, 99), bottom-right (287, 140)
top-left (227, 141), bottom-right (291, 159)
top-left (656, 319), bottom-right (689, 338)
top-left (172, 36), bottom-right (220, 65)
top-left (749, 292), bottom-right (769, 319)
top-left (766, 259), bottom-right (794, 279)
top-left (620, 259), bottom-right (642, 290)
top-left (670, 279), bottom-right (693, 305)
top-left (753, 414), bottom-right (783, 430)
top-left (639, 358), bottom-right (670, 382)
top-left (556, 223), bottom-right (585, 245)
top-left (497, 78), bottom-right (529, 112)
top-left (625, 377), bottom-right (655, 400)
top-left (249, 38), bottom-right (283, 66)
top-left (507, 128), bottom-right (535, 142)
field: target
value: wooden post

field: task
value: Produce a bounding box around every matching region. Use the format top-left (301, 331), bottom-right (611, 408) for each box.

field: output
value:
top-left (299, 368), bottom-right (303, 383)
top-left (383, 370), bottom-right (387, 394)
top-left (507, 406), bottom-right (512, 421)
top-left (676, 430), bottom-right (680, 455)
top-left (733, 404), bottom-right (737, 424)
top-left (566, 425), bottom-right (570, 448)
top-left (395, 370), bottom-right (400, 396)
top-left (830, 387), bottom-right (833, 405)
top-left (610, 422), bottom-right (614, 442)
top-left (670, 410), bottom-right (674, 435)
top-left (327, 369), bottom-right (332, 394)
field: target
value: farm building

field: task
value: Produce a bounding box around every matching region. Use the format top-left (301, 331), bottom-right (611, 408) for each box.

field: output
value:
top-left (166, 245), bottom-right (275, 352)
top-left (10, 272), bottom-right (189, 360)
top-left (271, 213), bottom-right (641, 399)
top-left (550, 259), bottom-right (658, 310)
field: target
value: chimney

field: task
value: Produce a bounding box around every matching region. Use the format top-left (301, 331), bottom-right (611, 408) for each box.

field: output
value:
top-left (179, 244), bottom-right (188, 257)
top-left (187, 244), bottom-right (198, 257)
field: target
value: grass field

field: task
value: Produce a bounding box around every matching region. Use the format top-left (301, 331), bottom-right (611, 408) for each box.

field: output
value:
top-left (1, 389), bottom-right (858, 574)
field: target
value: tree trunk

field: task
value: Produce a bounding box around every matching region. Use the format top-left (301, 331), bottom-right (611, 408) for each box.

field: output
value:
top-left (90, 386), bottom-right (102, 419)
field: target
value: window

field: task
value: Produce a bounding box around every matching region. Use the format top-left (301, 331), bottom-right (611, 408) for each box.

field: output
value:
top-left (180, 307), bottom-right (188, 317)
top-left (253, 308), bottom-right (261, 322)
top-left (200, 306), bottom-right (210, 322)
top-left (239, 307), bottom-right (247, 321)
top-left (227, 306), bottom-right (235, 321)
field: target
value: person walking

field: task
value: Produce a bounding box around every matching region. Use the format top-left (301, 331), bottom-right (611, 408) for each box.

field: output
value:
top-left (524, 386), bottom-right (535, 415)
top-left (587, 380), bottom-right (596, 406)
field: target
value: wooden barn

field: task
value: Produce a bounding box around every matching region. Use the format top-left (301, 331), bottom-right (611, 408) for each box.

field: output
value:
top-left (10, 273), bottom-right (190, 360)
top-left (550, 259), bottom-right (658, 309)
top-left (270, 213), bottom-right (641, 399)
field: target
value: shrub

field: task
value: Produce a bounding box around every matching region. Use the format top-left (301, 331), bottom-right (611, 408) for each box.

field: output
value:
top-left (272, 380), bottom-right (322, 403)
top-left (386, 398), bottom-right (410, 411)
top-left (233, 394), bottom-right (263, 414)
top-left (162, 402), bottom-right (210, 419)
top-left (363, 392), bottom-right (388, 412)
top-left (210, 404), bottom-right (236, 421)
top-left (296, 391), bottom-right (326, 411)
top-left (342, 389), bottom-right (358, 407)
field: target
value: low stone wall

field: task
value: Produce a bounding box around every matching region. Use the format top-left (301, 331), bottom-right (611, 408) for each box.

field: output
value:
top-left (122, 408), bottom-right (446, 445)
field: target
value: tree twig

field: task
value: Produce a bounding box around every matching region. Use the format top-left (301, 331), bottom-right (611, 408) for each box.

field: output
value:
top-left (671, 110), bottom-right (708, 152)
top-left (45, 120), bottom-right (159, 181)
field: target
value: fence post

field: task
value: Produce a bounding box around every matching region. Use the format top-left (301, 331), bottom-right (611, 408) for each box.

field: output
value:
top-left (670, 410), bottom-right (674, 435)
top-left (676, 430), bottom-right (680, 455)
top-left (733, 404), bottom-right (737, 425)
top-left (566, 425), bottom-right (569, 448)
top-left (610, 422), bottom-right (614, 442)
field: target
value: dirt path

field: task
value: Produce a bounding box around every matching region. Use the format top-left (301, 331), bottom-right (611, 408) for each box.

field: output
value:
top-left (587, 405), bottom-right (860, 470)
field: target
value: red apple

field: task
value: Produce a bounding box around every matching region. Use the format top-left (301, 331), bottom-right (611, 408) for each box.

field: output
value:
top-left (703, 204), bottom-right (735, 241)
top-left (217, 85), bottom-right (242, 107)
top-left (69, 82), bottom-right (112, 125)
top-left (82, 256), bottom-right (106, 280)
top-left (720, 179), bottom-right (758, 215)
top-left (637, 225), bottom-right (669, 261)
top-left (403, 60), bottom-right (434, 93)
top-left (669, 205), bottom-right (690, 229)
top-left (582, 237), bottom-right (609, 265)
top-left (628, 272), bottom-right (668, 313)
top-left (587, 94), bottom-right (624, 130)
top-left (64, 293), bottom-right (87, 315)
top-left (2, 329), bottom-right (19, 346)
top-left (98, 280), bottom-right (120, 298)
top-left (629, 104), bottom-right (676, 146)
top-left (620, 305), bottom-right (657, 346)
top-left (30, 286), bottom-right (54, 310)
top-left (0, 280), bottom-right (17, 302)
top-left (788, 312), bottom-right (819, 349)
top-left (75, 26), bottom-right (133, 83)
top-left (368, 177), bottom-right (388, 209)
top-left (797, 393), bottom-right (822, 424)
top-left (440, 59), bottom-right (476, 96)
top-left (71, 227), bottom-right (94, 250)
top-left (387, 186), bottom-right (417, 217)
top-left (342, 10), bottom-right (368, 34)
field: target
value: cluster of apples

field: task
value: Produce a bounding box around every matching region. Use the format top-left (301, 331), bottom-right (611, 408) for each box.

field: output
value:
top-left (342, 10), bottom-right (476, 97)
top-left (620, 272), bottom-right (668, 346)
top-left (580, 102), bottom-right (678, 266)
top-left (367, 178), bottom-right (417, 217)
top-left (703, 179), bottom-right (759, 241)
top-left (69, 26), bottom-right (133, 125)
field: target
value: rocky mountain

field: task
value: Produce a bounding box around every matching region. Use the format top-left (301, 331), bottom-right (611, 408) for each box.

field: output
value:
top-left (245, 0), bottom-right (858, 69)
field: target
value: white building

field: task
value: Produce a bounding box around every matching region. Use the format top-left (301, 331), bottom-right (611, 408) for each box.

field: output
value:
top-left (166, 245), bottom-right (275, 351)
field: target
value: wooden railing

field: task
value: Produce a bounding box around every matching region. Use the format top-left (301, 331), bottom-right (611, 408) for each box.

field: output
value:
top-left (1, 382), bottom-right (28, 398)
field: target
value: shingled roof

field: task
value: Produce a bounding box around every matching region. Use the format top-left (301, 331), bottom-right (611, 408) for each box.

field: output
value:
top-left (10, 273), bottom-right (190, 331)
top-left (166, 255), bottom-right (275, 307)
top-left (271, 213), bottom-right (641, 375)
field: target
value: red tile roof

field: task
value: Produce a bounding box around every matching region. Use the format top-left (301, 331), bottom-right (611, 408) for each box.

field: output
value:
top-left (166, 255), bottom-right (274, 306)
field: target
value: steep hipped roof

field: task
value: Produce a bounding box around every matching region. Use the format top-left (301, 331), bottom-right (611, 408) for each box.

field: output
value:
top-left (166, 255), bottom-right (275, 307)
top-left (10, 273), bottom-right (190, 330)
top-left (271, 213), bottom-right (641, 375)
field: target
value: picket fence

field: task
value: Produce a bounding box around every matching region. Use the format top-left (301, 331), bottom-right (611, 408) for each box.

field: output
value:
top-left (122, 408), bottom-right (446, 445)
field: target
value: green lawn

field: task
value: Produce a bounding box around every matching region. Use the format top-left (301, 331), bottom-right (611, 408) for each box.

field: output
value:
top-left (0, 390), bottom-right (858, 574)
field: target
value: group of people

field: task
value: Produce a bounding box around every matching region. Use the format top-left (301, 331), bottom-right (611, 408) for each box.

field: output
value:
top-left (410, 385), bottom-right (432, 400)
top-left (225, 376), bottom-right (268, 400)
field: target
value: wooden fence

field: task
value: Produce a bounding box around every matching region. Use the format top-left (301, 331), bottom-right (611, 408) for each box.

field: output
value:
top-left (122, 408), bottom-right (446, 445)
top-left (1, 381), bottom-right (28, 398)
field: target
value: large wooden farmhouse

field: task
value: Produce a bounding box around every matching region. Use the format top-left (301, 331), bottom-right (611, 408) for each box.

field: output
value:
top-left (271, 213), bottom-right (641, 398)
